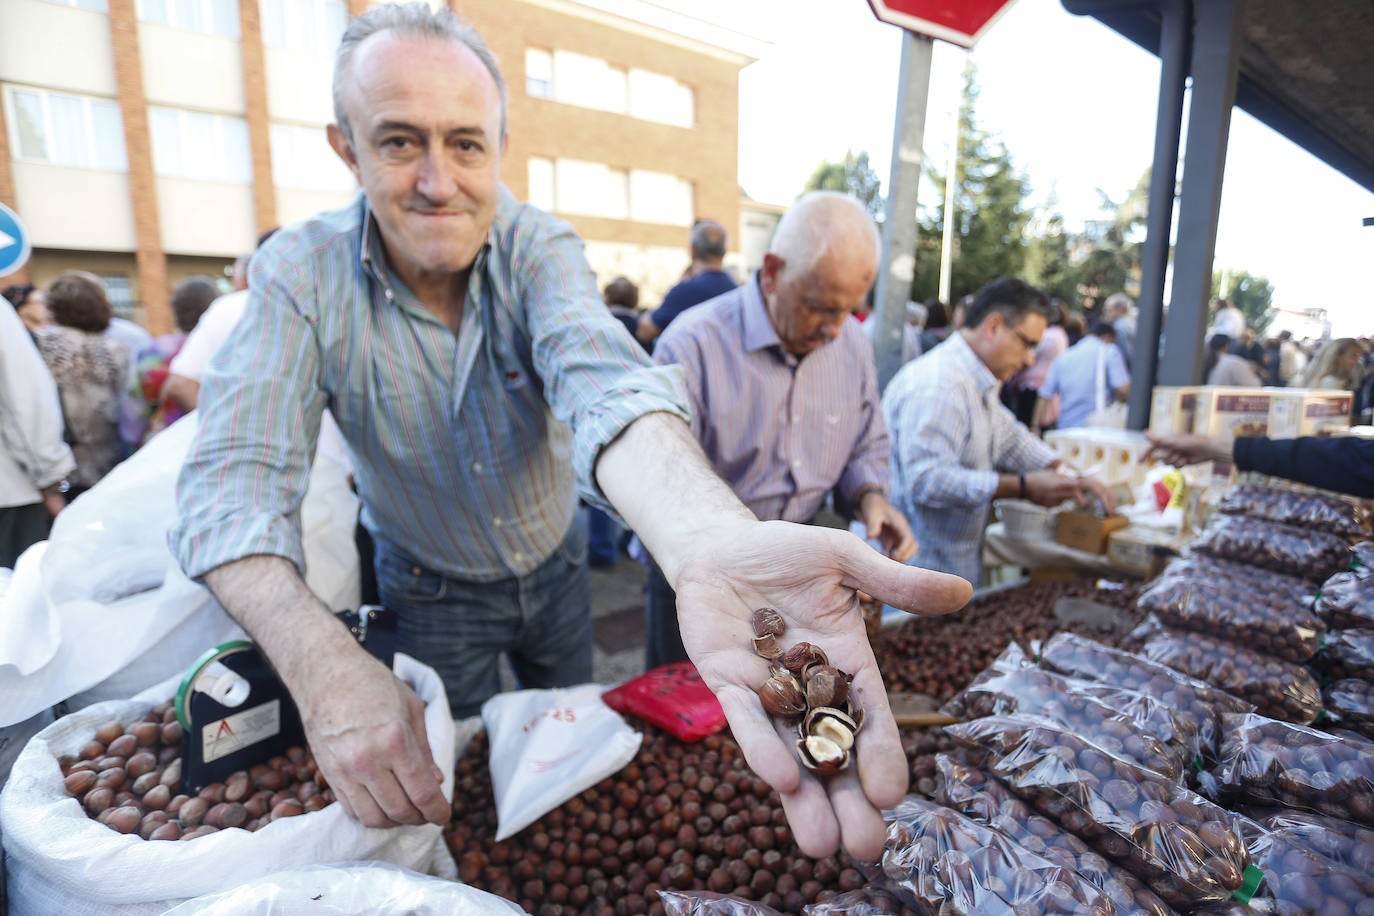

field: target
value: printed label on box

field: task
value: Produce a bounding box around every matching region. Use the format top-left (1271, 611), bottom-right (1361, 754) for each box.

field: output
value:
top-left (200, 699), bottom-right (281, 764)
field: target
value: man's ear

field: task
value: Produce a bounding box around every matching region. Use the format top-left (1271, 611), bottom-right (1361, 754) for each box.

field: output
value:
top-left (760, 252), bottom-right (784, 295)
top-left (327, 124), bottom-right (362, 183)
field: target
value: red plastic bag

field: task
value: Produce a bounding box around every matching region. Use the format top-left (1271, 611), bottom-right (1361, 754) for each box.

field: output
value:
top-left (602, 662), bottom-right (727, 742)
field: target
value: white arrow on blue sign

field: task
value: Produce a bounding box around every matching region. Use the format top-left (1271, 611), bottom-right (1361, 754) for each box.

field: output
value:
top-left (0, 202), bottom-right (32, 276)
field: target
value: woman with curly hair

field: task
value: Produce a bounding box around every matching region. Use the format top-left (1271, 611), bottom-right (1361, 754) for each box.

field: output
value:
top-left (33, 272), bottom-right (131, 498)
top-left (1294, 337), bottom-right (1363, 392)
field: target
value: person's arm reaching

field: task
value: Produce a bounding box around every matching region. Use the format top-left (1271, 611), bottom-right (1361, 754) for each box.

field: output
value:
top-left (204, 556), bottom-right (448, 826)
top-left (1148, 432), bottom-right (1374, 499)
top-left (597, 411), bottom-right (972, 863)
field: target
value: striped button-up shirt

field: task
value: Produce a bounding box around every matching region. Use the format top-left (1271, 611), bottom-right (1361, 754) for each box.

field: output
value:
top-left (171, 188), bottom-right (689, 584)
top-left (653, 276), bottom-right (889, 523)
top-left (882, 333), bottom-right (1056, 584)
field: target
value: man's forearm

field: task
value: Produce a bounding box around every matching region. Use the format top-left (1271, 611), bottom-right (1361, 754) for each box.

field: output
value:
top-left (165, 374), bottom-right (200, 412)
top-left (204, 554), bottom-right (363, 691)
top-left (595, 411), bottom-right (753, 586)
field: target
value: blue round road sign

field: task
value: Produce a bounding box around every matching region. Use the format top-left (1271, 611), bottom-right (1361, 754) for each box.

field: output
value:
top-left (0, 202), bottom-right (31, 276)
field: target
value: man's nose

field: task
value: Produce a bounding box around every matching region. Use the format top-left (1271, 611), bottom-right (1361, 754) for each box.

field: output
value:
top-left (416, 148), bottom-right (456, 199)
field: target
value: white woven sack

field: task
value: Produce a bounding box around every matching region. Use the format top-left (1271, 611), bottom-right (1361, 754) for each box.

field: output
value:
top-left (161, 862), bottom-right (521, 915)
top-left (1, 654), bottom-right (456, 915)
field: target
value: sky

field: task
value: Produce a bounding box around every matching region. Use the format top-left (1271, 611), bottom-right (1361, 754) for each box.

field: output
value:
top-left (674, 0), bottom-right (1374, 338)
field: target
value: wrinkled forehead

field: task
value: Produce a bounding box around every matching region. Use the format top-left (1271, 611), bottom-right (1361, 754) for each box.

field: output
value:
top-left (343, 30), bottom-right (501, 123)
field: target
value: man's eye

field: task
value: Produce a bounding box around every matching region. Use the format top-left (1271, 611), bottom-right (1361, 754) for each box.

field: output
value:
top-left (381, 137), bottom-right (412, 150)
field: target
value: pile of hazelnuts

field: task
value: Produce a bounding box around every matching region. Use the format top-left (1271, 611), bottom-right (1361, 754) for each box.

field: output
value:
top-left (750, 607), bottom-right (863, 777)
top-left (58, 700), bottom-right (333, 841)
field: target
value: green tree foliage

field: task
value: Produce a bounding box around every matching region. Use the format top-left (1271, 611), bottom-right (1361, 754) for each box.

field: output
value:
top-left (1025, 210), bottom-right (1076, 306)
top-left (1069, 170), bottom-right (1151, 309)
top-left (911, 64), bottom-right (1032, 304)
top-left (802, 150), bottom-right (884, 219)
top-left (1211, 269), bottom-right (1276, 335)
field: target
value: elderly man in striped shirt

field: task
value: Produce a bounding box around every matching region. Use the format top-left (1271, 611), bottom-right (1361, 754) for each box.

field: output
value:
top-left (646, 192), bottom-right (917, 668)
top-left (170, 6), bottom-right (970, 862)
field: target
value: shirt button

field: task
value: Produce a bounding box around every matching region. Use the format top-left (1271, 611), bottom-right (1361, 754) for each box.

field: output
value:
top-left (792, 459), bottom-right (802, 468)
top-left (384, 288), bottom-right (394, 301)
top-left (410, 565), bottom-right (421, 575)
top-left (792, 414), bottom-right (802, 423)
top-left (493, 517), bottom-right (504, 527)
top-left (512, 552), bottom-right (524, 563)
top-left (472, 461), bottom-right (483, 472)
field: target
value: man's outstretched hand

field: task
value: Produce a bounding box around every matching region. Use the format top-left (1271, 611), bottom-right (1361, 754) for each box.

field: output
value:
top-left (669, 519), bottom-right (972, 863)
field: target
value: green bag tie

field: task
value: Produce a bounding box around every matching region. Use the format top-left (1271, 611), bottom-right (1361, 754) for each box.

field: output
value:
top-left (1191, 755), bottom-right (1205, 773)
top-left (1231, 863), bottom-right (1264, 904)
top-left (1315, 707), bottom-right (1329, 724)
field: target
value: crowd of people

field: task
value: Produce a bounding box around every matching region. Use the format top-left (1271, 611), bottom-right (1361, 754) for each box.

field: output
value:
top-left (1, 1), bottom-right (1370, 865)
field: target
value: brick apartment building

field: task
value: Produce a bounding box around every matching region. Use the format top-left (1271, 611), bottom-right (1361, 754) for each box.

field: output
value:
top-left (0, 0), bottom-right (764, 333)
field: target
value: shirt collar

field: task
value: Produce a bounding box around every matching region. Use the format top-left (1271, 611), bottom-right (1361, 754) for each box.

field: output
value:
top-left (949, 331), bottom-right (1001, 397)
top-left (740, 273), bottom-right (784, 355)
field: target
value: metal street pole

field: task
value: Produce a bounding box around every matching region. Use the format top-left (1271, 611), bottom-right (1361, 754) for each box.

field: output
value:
top-left (873, 31), bottom-right (934, 390)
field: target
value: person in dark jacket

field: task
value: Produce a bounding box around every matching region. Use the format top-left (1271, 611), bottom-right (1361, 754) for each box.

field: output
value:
top-left (1145, 432), bottom-right (1374, 499)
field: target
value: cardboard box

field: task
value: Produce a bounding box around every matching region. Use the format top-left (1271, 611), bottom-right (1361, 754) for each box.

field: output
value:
top-left (1107, 526), bottom-right (1186, 576)
top-left (1150, 386), bottom-right (1201, 435)
top-left (1267, 389), bottom-right (1353, 438)
top-left (1055, 511), bottom-right (1130, 554)
top-left (1045, 429), bottom-right (1150, 488)
top-left (1192, 388), bottom-right (1275, 439)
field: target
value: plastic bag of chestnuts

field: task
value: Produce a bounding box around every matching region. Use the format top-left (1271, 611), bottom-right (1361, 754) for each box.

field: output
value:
top-left (944, 642), bottom-right (1200, 780)
top-left (1316, 570), bottom-right (1374, 630)
top-left (1130, 617), bottom-right (1323, 726)
top-left (658, 889), bottom-right (784, 915)
top-left (1135, 572), bottom-right (1326, 664)
top-left (1156, 555), bottom-right (1316, 607)
top-left (1216, 483), bottom-right (1371, 540)
top-left (1192, 515), bottom-right (1352, 582)
top-left (1313, 628), bottom-right (1374, 682)
top-left (1036, 633), bottom-right (1253, 760)
top-left (945, 713), bottom-right (1253, 911)
top-left (1246, 806), bottom-right (1374, 875)
top-left (932, 753), bottom-right (1174, 916)
top-left (1324, 678), bottom-right (1374, 741)
top-left (1219, 814), bottom-right (1374, 915)
top-left (875, 795), bottom-right (1117, 915)
top-left (1211, 713), bottom-right (1374, 826)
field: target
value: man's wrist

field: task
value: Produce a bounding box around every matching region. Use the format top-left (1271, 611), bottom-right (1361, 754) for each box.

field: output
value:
top-left (852, 484), bottom-right (885, 511)
top-left (1017, 473), bottom-right (1027, 500)
top-left (41, 479), bottom-right (69, 498)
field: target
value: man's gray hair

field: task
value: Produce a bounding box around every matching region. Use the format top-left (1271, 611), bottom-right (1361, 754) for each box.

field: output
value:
top-left (769, 191), bottom-right (879, 275)
top-left (333, 3), bottom-right (508, 146)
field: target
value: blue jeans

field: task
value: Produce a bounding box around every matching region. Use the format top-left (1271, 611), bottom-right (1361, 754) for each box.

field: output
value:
top-left (374, 519), bottom-right (593, 718)
top-left (587, 505), bottom-right (621, 566)
top-left (644, 555), bottom-right (687, 670)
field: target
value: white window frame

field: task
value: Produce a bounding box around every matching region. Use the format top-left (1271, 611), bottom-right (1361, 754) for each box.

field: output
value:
top-left (261, 0), bottom-right (346, 55)
top-left (5, 86), bottom-right (127, 171)
top-left (269, 122), bottom-right (355, 191)
top-left (149, 106), bottom-right (251, 183)
top-left (525, 48), bottom-right (553, 99)
top-left (41, 0), bottom-right (108, 10)
top-left (136, 0), bottom-right (239, 39)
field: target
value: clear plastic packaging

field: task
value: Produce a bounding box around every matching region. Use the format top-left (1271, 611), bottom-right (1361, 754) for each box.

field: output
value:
top-left (1227, 815), bottom-right (1374, 915)
top-left (1135, 574), bottom-right (1325, 663)
top-left (1324, 678), bottom-right (1374, 741)
top-left (945, 714), bottom-right (1252, 910)
top-left (1313, 628), bottom-right (1374, 682)
top-left (1215, 483), bottom-right (1371, 539)
top-left (877, 796), bottom-right (1115, 915)
top-left (1316, 570), bottom-right (1374, 629)
top-left (799, 888), bottom-right (919, 915)
top-left (659, 891), bottom-right (785, 916)
top-left (1212, 712), bottom-right (1374, 826)
top-left (1155, 555), bottom-right (1315, 606)
top-left (1131, 618), bottom-right (1323, 725)
top-left (1191, 515), bottom-right (1351, 582)
top-left (943, 644), bottom-right (1195, 780)
top-left (1250, 807), bottom-right (1374, 873)
top-left (1036, 633), bottom-right (1253, 758)
top-left (933, 754), bottom-right (1175, 916)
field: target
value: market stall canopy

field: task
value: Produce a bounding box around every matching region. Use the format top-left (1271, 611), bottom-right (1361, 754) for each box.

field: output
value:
top-left (1065, 0), bottom-right (1374, 193)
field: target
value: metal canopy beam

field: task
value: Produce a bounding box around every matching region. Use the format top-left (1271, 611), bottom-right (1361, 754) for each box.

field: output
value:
top-left (1127, 0), bottom-right (1190, 428)
top-left (1159, 0), bottom-right (1245, 386)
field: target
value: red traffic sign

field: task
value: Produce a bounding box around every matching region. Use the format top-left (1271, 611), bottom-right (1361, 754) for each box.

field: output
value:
top-left (867, 0), bottom-right (1017, 48)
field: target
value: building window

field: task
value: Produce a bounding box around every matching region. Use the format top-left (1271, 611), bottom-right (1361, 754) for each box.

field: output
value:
top-left (630, 170), bottom-right (694, 226)
top-left (137, 0), bottom-right (239, 38)
top-left (526, 49), bottom-right (552, 99)
top-left (43, 0), bottom-right (108, 9)
top-left (100, 275), bottom-right (136, 320)
top-left (629, 70), bottom-right (694, 128)
top-left (149, 107), bottom-right (251, 182)
top-left (270, 123), bottom-right (355, 191)
top-left (261, 0), bottom-right (345, 55)
top-left (6, 87), bottom-right (127, 171)
top-left (550, 50), bottom-right (627, 114)
top-left (528, 157), bottom-right (690, 226)
top-left (527, 157), bottom-right (554, 211)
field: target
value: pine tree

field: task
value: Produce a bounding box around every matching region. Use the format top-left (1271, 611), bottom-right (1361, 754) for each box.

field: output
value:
top-left (802, 150), bottom-right (884, 219)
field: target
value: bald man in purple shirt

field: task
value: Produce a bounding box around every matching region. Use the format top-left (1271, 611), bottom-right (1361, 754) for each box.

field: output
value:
top-left (643, 191), bottom-right (917, 668)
